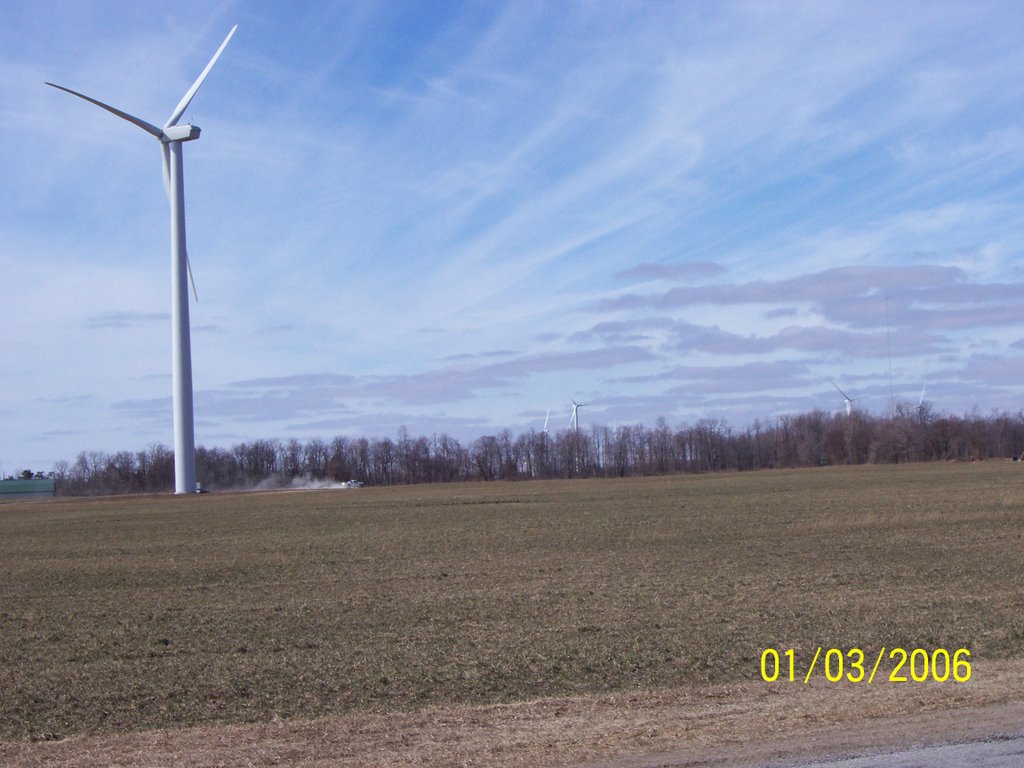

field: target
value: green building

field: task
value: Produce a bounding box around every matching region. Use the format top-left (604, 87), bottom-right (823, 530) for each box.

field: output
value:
top-left (0, 478), bottom-right (56, 500)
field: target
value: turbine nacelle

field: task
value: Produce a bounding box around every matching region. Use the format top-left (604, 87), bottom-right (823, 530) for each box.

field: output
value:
top-left (830, 379), bottom-right (857, 416)
top-left (163, 124), bottom-right (201, 142)
top-left (569, 398), bottom-right (590, 431)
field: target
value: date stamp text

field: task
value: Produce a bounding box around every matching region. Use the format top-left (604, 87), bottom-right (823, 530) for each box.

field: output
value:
top-left (760, 647), bottom-right (971, 684)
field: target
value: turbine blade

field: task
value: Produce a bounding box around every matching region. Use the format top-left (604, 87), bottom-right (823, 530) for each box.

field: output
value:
top-left (161, 143), bottom-right (171, 200)
top-left (543, 410), bottom-right (550, 431)
top-left (165, 25), bottom-right (237, 128)
top-left (186, 252), bottom-right (198, 302)
top-left (830, 379), bottom-right (851, 400)
top-left (162, 134), bottom-right (195, 303)
top-left (918, 382), bottom-right (927, 405)
top-left (45, 82), bottom-right (163, 139)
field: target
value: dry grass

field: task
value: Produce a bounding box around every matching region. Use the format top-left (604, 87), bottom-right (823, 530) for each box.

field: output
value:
top-left (2, 656), bottom-right (1023, 767)
top-left (1, 463), bottom-right (1023, 748)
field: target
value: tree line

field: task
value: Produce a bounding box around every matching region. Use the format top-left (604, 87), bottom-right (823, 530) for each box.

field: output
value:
top-left (35, 404), bottom-right (1024, 496)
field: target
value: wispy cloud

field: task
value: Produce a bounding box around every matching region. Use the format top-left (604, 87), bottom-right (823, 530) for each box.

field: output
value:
top-left (4, 1), bottom-right (1024, 468)
top-left (85, 311), bottom-right (168, 329)
top-left (613, 262), bottom-right (728, 283)
top-left (593, 265), bottom-right (1024, 334)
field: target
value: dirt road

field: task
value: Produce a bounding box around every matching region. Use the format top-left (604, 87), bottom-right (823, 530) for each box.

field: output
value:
top-left (777, 735), bottom-right (1024, 768)
top-left (570, 700), bottom-right (1024, 768)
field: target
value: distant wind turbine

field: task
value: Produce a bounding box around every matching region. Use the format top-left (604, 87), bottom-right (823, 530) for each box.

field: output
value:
top-left (914, 381), bottom-right (928, 412)
top-left (542, 409), bottom-right (550, 435)
top-left (47, 26), bottom-right (238, 494)
top-left (569, 398), bottom-right (590, 435)
top-left (830, 380), bottom-right (857, 417)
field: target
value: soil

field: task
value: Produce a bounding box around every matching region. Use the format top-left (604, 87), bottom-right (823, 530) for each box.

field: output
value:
top-left (2, 658), bottom-right (1021, 767)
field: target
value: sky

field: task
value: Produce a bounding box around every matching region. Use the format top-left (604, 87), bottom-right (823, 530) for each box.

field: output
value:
top-left (3, 0), bottom-right (1024, 473)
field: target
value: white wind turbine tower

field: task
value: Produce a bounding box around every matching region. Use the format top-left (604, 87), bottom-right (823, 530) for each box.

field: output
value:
top-left (830, 380), bottom-right (857, 417)
top-left (47, 26), bottom-right (237, 494)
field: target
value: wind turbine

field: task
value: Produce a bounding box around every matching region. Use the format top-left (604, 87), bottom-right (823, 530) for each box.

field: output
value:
top-left (569, 398), bottom-right (590, 435)
top-left (542, 409), bottom-right (550, 435)
top-left (830, 380), bottom-right (857, 417)
top-left (914, 381), bottom-right (928, 412)
top-left (47, 26), bottom-right (237, 494)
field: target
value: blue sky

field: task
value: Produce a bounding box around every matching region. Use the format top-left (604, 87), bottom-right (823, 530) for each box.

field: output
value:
top-left (3, 0), bottom-right (1024, 472)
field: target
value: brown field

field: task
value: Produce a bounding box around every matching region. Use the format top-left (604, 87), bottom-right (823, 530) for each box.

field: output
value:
top-left (1, 463), bottom-right (1023, 765)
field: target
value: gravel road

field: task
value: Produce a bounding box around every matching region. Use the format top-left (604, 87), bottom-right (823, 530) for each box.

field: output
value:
top-left (779, 734), bottom-right (1024, 768)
